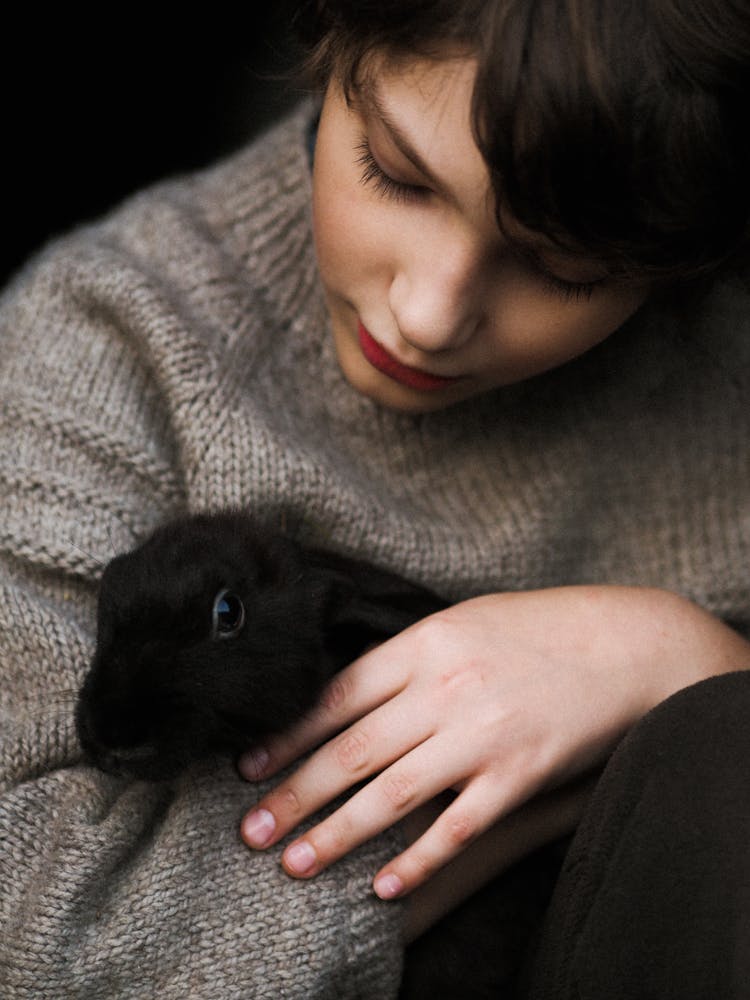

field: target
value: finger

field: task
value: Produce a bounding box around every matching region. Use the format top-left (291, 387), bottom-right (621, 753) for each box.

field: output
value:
top-left (237, 641), bottom-right (409, 781)
top-left (401, 775), bottom-right (598, 942)
top-left (371, 778), bottom-right (510, 899)
top-left (277, 737), bottom-right (469, 879)
top-left (241, 688), bottom-right (432, 849)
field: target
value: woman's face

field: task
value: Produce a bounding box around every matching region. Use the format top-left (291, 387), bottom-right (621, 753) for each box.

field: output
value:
top-left (312, 55), bottom-right (649, 413)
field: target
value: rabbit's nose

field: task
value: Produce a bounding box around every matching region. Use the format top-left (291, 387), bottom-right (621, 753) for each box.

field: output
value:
top-left (75, 704), bottom-right (159, 778)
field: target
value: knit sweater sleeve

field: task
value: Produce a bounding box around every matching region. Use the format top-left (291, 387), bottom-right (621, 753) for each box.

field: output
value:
top-left (0, 180), bottom-right (404, 997)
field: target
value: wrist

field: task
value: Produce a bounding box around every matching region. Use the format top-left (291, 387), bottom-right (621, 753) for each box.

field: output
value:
top-left (643, 589), bottom-right (750, 705)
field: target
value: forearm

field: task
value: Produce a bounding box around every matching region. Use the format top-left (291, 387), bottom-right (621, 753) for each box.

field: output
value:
top-left (638, 589), bottom-right (750, 703)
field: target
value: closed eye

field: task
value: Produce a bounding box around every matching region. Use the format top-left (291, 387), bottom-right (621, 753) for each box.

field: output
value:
top-left (538, 271), bottom-right (603, 302)
top-left (513, 243), bottom-right (608, 302)
top-left (355, 135), bottom-right (429, 205)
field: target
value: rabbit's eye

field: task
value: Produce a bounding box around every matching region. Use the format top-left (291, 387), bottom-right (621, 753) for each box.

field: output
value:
top-left (212, 589), bottom-right (246, 640)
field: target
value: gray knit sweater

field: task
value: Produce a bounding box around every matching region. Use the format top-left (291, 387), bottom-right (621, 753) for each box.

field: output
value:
top-left (0, 101), bottom-right (748, 999)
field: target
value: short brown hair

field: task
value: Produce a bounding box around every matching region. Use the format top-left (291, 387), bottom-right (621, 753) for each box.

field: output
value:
top-left (295, 0), bottom-right (750, 283)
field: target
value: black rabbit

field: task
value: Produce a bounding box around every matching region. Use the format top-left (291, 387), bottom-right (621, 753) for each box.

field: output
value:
top-left (75, 508), bottom-right (563, 999)
top-left (76, 509), bottom-right (446, 781)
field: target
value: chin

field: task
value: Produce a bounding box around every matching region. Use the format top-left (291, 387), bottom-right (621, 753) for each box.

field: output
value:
top-left (347, 358), bottom-right (472, 412)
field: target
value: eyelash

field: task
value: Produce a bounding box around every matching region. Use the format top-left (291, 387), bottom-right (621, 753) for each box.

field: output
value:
top-left (355, 136), bottom-right (427, 205)
top-left (353, 135), bottom-right (603, 302)
top-left (538, 273), bottom-right (601, 302)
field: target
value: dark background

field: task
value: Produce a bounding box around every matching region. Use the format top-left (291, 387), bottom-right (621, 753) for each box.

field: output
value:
top-left (2, 9), bottom-right (305, 288)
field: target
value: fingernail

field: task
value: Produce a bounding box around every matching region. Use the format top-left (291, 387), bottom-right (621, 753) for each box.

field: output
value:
top-left (284, 840), bottom-right (317, 875)
top-left (237, 747), bottom-right (270, 780)
top-left (373, 873), bottom-right (404, 899)
top-left (242, 808), bottom-right (276, 848)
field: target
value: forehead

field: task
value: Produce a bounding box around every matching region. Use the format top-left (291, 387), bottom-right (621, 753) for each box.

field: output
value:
top-left (362, 51), bottom-right (475, 111)
top-left (360, 54), bottom-right (475, 138)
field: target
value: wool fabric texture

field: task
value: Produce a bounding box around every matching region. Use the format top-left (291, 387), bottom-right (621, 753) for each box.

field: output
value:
top-left (0, 101), bottom-right (748, 998)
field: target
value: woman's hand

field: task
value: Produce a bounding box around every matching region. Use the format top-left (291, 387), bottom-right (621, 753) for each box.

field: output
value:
top-left (238, 586), bottom-right (750, 899)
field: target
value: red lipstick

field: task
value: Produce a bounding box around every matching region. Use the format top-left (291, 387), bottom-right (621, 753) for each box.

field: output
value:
top-left (357, 321), bottom-right (462, 391)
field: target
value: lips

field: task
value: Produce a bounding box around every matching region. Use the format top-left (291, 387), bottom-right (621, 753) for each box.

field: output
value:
top-left (357, 321), bottom-right (462, 391)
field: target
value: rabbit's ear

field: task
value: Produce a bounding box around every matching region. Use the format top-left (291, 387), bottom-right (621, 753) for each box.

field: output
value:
top-left (304, 549), bottom-right (445, 660)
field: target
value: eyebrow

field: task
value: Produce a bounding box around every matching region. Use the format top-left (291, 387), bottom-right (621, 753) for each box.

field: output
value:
top-left (353, 80), bottom-right (446, 191)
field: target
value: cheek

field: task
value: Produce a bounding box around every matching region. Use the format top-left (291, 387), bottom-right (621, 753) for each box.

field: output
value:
top-left (312, 153), bottom-right (360, 286)
top-left (541, 300), bottom-right (636, 358)
top-left (571, 288), bottom-right (649, 355)
top-left (481, 286), bottom-right (649, 385)
top-left (312, 177), bottom-right (348, 281)
top-left (312, 152), bottom-right (395, 297)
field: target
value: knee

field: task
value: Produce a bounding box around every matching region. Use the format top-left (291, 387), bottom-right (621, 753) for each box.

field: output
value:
top-left (526, 670), bottom-right (750, 1000)
top-left (624, 669), bottom-right (750, 772)
top-left (602, 670), bottom-right (750, 827)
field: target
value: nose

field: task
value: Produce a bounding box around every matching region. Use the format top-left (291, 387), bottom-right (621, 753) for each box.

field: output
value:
top-left (388, 234), bottom-right (487, 352)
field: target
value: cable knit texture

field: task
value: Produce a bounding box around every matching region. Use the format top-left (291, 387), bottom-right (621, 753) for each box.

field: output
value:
top-left (0, 100), bottom-right (749, 998)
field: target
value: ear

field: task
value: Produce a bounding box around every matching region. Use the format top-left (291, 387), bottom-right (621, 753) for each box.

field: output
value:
top-left (304, 548), bottom-right (446, 661)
